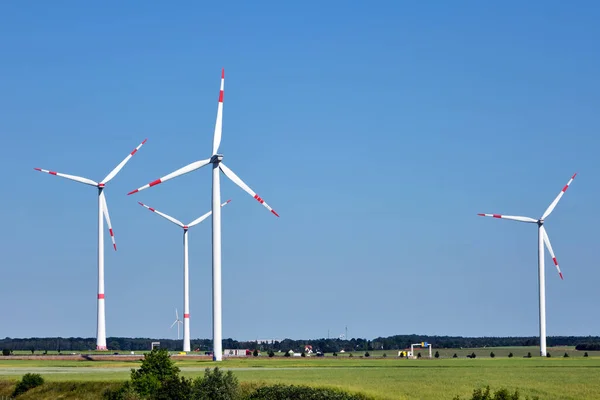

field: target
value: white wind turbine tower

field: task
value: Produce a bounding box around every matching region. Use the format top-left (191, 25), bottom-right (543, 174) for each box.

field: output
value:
top-left (128, 69), bottom-right (279, 361)
top-left (34, 139), bottom-right (147, 350)
top-left (171, 309), bottom-right (183, 340)
top-left (137, 199), bottom-right (231, 352)
top-left (478, 173), bottom-right (576, 356)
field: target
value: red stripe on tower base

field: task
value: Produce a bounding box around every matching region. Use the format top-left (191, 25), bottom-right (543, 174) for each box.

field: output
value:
top-left (98, 294), bottom-right (105, 299)
top-left (184, 314), bottom-right (190, 318)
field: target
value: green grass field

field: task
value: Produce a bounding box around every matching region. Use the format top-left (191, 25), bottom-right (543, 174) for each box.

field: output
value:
top-left (1, 348), bottom-right (599, 399)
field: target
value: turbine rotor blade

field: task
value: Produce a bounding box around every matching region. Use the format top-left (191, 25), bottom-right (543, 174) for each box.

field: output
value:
top-left (176, 308), bottom-right (179, 320)
top-left (100, 192), bottom-right (117, 251)
top-left (102, 139), bottom-right (148, 184)
top-left (34, 168), bottom-right (98, 187)
top-left (219, 163), bottom-right (279, 217)
top-left (187, 200), bottom-right (231, 228)
top-left (138, 202), bottom-right (185, 228)
top-left (477, 213), bottom-right (537, 223)
top-left (170, 320), bottom-right (177, 328)
top-left (541, 173), bottom-right (577, 220)
top-left (212, 68), bottom-right (224, 155)
top-left (128, 159), bottom-right (211, 195)
top-left (541, 226), bottom-right (564, 280)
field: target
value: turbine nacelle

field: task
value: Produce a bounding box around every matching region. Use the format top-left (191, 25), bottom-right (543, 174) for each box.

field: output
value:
top-left (211, 154), bottom-right (224, 164)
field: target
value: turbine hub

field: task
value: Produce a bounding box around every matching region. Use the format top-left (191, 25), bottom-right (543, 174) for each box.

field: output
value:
top-left (98, 183), bottom-right (105, 188)
top-left (538, 219), bottom-right (544, 226)
top-left (211, 154), bottom-right (223, 164)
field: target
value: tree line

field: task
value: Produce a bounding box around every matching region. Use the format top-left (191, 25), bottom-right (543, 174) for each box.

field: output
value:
top-left (1, 335), bottom-right (599, 353)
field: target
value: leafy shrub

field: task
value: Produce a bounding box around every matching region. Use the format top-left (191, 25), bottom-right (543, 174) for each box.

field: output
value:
top-left (434, 351), bottom-right (440, 359)
top-left (253, 349), bottom-right (259, 357)
top-left (130, 348), bottom-right (180, 397)
top-left (564, 352), bottom-right (569, 358)
top-left (546, 352), bottom-right (551, 358)
top-left (13, 373), bottom-right (45, 397)
top-left (333, 352), bottom-right (338, 357)
top-left (348, 353), bottom-right (353, 357)
top-left (584, 352), bottom-right (589, 357)
top-left (452, 385), bottom-right (539, 400)
top-left (2, 349), bottom-right (10, 356)
top-left (490, 352), bottom-right (495, 358)
top-left (247, 384), bottom-right (371, 399)
top-left (382, 353), bottom-right (387, 358)
top-left (508, 352), bottom-right (513, 358)
top-left (192, 367), bottom-right (240, 400)
top-left (301, 351), bottom-right (306, 357)
top-left (364, 352), bottom-right (370, 357)
top-left (268, 350), bottom-right (274, 358)
top-left (417, 352), bottom-right (422, 359)
top-left (526, 352), bottom-right (532, 358)
top-left (453, 353), bottom-right (458, 358)
top-left (284, 351), bottom-right (290, 357)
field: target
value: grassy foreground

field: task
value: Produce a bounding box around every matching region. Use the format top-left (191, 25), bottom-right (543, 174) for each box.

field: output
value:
top-left (1, 354), bottom-right (599, 399)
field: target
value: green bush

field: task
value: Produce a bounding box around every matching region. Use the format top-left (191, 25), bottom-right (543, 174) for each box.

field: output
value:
top-left (364, 352), bottom-right (370, 357)
top-left (301, 351), bottom-right (306, 357)
top-left (508, 352), bottom-right (513, 358)
top-left (584, 352), bottom-right (589, 357)
top-left (546, 352), bottom-right (551, 358)
top-left (247, 384), bottom-right (371, 399)
top-left (434, 351), bottom-right (440, 359)
top-left (284, 351), bottom-right (291, 357)
top-left (490, 352), bottom-right (495, 358)
top-left (13, 373), bottom-right (45, 397)
top-left (333, 352), bottom-right (338, 357)
top-left (382, 353), bottom-right (387, 358)
top-left (453, 353), bottom-right (458, 358)
top-left (192, 367), bottom-right (240, 400)
top-left (2, 349), bottom-right (10, 356)
top-left (563, 352), bottom-right (569, 358)
top-left (253, 349), bottom-right (259, 357)
top-left (452, 385), bottom-right (540, 400)
top-left (130, 348), bottom-right (180, 397)
top-left (268, 350), bottom-right (274, 358)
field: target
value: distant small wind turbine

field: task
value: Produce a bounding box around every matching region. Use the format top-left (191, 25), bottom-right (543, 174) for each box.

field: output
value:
top-left (171, 309), bottom-right (183, 340)
top-left (478, 173), bottom-right (577, 356)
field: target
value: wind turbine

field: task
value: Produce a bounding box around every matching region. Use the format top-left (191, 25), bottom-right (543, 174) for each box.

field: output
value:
top-left (171, 308), bottom-right (183, 340)
top-left (137, 199), bottom-right (231, 352)
top-left (34, 139), bottom-right (147, 350)
top-left (478, 173), bottom-right (576, 356)
top-left (128, 69), bottom-right (279, 361)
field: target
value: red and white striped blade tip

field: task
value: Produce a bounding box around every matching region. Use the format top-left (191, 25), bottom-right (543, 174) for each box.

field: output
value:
top-left (559, 272), bottom-right (564, 280)
top-left (221, 68), bottom-right (224, 78)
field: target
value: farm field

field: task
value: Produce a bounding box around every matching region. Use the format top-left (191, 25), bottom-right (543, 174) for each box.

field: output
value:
top-left (1, 349), bottom-right (600, 399)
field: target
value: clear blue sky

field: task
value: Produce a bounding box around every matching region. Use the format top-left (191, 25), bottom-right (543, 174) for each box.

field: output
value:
top-left (1, 1), bottom-right (599, 342)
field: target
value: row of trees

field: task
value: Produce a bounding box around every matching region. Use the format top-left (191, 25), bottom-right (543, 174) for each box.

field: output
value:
top-left (2, 335), bottom-right (600, 353)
